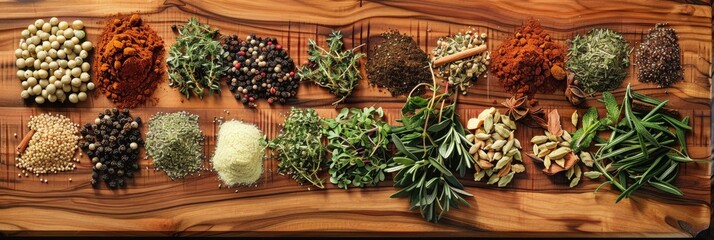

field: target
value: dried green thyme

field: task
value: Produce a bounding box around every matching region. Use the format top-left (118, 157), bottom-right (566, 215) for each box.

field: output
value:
top-left (269, 108), bottom-right (327, 189)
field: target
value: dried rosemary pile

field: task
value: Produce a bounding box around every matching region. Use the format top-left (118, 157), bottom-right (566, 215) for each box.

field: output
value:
top-left (566, 28), bottom-right (631, 94)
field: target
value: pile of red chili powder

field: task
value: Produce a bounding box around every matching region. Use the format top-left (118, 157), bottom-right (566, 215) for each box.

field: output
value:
top-left (93, 14), bottom-right (165, 108)
top-left (491, 18), bottom-right (566, 97)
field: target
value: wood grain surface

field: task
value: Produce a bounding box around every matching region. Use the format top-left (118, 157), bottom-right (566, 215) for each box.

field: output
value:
top-left (0, 0), bottom-right (711, 237)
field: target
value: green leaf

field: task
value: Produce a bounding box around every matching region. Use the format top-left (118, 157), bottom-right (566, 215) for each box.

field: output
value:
top-left (393, 157), bottom-right (415, 166)
top-left (392, 134), bottom-right (417, 160)
top-left (602, 92), bottom-right (620, 125)
top-left (648, 179), bottom-right (683, 196)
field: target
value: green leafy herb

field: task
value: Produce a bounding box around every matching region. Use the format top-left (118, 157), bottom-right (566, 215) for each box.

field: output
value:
top-left (566, 28), bottom-right (632, 94)
top-left (387, 67), bottom-right (474, 223)
top-left (323, 107), bottom-right (392, 189)
top-left (269, 108), bottom-right (326, 189)
top-left (299, 31), bottom-right (365, 105)
top-left (167, 18), bottom-right (227, 99)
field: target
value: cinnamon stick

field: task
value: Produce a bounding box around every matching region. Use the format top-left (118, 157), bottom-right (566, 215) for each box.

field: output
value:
top-left (16, 129), bottom-right (35, 153)
top-left (432, 45), bottom-right (487, 67)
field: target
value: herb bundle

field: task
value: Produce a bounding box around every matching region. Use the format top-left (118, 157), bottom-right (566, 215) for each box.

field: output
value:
top-left (571, 86), bottom-right (696, 202)
top-left (323, 107), bottom-right (391, 189)
top-left (269, 108), bottom-right (326, 189)
top-left (387, 69), bottom-right (474, 222)
top-left (566, 28), bottom-right (631, 94)
top-left (299, 31), bottom-right (364, 105)
top-left (167, 18), bottom-right (227, 99)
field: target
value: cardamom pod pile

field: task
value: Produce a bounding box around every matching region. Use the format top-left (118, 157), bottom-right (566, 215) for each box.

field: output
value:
top-left (467, 107), bottom-right (525, 187)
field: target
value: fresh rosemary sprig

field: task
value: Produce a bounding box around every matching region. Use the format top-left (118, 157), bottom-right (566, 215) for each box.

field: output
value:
top-left (167, 18), bottom-right (228, 99)
top-left (387, 66), bottom-right (474, 223)
top-left (299, 31), bottom-right (364, 105)
top-left (269, 107), bottom-right (326, 189)
top-left (323, 107), bottom-right (392, 189)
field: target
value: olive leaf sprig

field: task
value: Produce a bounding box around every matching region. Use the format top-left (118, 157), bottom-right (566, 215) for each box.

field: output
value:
top-left (167, 18), bottom-right (228, 99)
top-left (299, 31), bottom-right (365, 105)
top-left (387, 66), bottom-right (474, 223)
top-left (323, 107), bottom-right (392, 189)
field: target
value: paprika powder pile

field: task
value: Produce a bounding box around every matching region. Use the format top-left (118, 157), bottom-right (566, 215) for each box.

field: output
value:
top-left (491, 18), bottom-right (566, 97)
top-left (93, 14), bottom-right (165, 108)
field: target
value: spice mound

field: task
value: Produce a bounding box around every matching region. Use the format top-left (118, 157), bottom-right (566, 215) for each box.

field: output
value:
top-left (16, 113), bottom-right (80, 174)
top-left (491, 18), bottom-right (566, 97)
top-left (432, 29), bottom-right (490, 93)
top-left (81, 109), bottom-right (142, 189)
top-left (567, 28), bottom-right (631, 94)
top-left (15, 18), bottom-right (94, 104)
top-left (94, 14), bottom-right (165, 108)
top-left (223, 34), bottom-right (300, 108)
top-left (167, 18), bottom-right (227, 99)
top-left (367, 30), bottom-right (431, 96)
top-left (211, 120), bottom-right (264, 186)
top-left (636, 23), bottom-right (683, 87)
top-left (146, 111), bottom-right (204, 180)
top-left (467, 107), bottom-right (525, 187)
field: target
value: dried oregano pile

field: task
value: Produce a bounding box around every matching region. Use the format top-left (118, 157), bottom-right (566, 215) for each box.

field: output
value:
top-left (80, 109), bottom-right (142, 189)
top-left (269, 108), bottom-right (326, 189)
top-left (567, 28), bottom-right (631, 94)
top-left (323, 107), bottom-right (391, 189)
top-left (146, 111), bottom-right (204, 179)
top-left (300, 31), bottom-right (364, 105)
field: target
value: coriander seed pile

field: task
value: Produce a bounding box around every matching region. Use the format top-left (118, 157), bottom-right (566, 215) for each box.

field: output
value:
top-left (80, 109), bottom-right (142, 189)
top-left (223, 34), bottom-right (301, 108)
top-left (16, 113), bottom-right (80, 174)
top-left (15, 18), bottom-right (94, 104)
top-left (146, 111), bottom-right (204, 179)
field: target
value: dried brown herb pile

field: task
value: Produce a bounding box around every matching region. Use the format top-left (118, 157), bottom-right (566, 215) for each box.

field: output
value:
top-left (367, 30), bottom-right (431, 96)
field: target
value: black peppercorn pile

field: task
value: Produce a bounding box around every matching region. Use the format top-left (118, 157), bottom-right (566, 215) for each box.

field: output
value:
top-left (636, 23), bottom-right (683, 88)
top-left (80, 108), bottom-right (142, 189)
top-left (222, 34), bottom-right (300, 107)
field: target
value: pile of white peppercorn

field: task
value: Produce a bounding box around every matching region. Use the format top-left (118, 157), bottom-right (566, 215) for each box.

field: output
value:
top-left (15, 18), bottom-right (94, 104)
top-left (80, 108), bottom-right (142, 189)
top-left (16, 113), bottom-right (80, 175)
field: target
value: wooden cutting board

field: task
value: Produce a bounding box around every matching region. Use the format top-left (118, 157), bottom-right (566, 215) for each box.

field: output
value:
top-left (0, 0), bottom-right (710, 237)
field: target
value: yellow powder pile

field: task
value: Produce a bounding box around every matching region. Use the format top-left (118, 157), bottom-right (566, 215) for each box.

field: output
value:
top-left (211, 120), bottom-right (264, 186)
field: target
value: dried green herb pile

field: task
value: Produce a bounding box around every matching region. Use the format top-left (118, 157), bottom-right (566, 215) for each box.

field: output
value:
top-left (80, 109), bottom-right (142, 189)
top-left (570, 85), bottom-right (696, 202)
top-left (432, 29), bottom-right (489, 93)
top-left (636, 23), bottom-right (683, 87)
top-left (323, 107), bottom-right (391, 189)
top-left (269, 108), bottom-right (326, 189)
top-left (387, 74), bottom-right (474, 222)
top-left (299, 31), bottom-right (364, 105)
top-left (167, 18), bottom-right (227, 99)
top-left (146, 111), bottom-right (204, 179)
top-left (567, 28), bottom-right (631, 94)
top-left (367, 30), bottom-right (431, 96)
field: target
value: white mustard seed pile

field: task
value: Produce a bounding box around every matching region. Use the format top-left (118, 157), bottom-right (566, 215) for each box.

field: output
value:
top-left (15, 18), bottom-right (94, 104)
top-left (16, 113), bottom-right (80, 174)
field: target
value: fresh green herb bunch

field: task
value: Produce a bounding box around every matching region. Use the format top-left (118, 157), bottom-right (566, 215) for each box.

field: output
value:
top-left (167, 18), bottom-right (228, 99)
top-left (299, 31), bottom-right (364, 105)
top-left (432, 29), bottom-right (489, 93)
top-left (387, 72), bottom-right (474, 223)
top-left (571, 85), bottom-right (698, 202)
top-left (145, 111), bottom-right (204, 179)
top-left (269, 107), bottom-right (327, 189)
top-left (566, 28), bottom-right (631, 94)
top-left (323, 107), bottom-right (392, 189)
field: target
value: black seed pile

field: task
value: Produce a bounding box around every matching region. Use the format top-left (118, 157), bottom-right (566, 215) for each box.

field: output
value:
top-left (80, 108), bottom-right (142, 189)
top-left (222, 34), bottom-right (300, 108)
top-left (635, 23), bottom-right (683, 88)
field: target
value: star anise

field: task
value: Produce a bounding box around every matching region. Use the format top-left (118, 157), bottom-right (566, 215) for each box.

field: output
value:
top-left (565, 71), bottom-right (586, 105)
top-left (501, 96), bottom-right (529, 120)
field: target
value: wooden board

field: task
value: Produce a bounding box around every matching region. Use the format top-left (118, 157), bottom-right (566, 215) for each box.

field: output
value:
top-left (0, 0), bottom-right (711, 237)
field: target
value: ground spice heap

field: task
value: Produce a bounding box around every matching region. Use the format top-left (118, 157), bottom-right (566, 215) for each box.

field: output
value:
top-left (491, 18), bottom-right (566, 97)
top-left (16, 113), bottom-right (80, 175)
top-left (567, 28), bottom-right (631, 94)
top-left (146, 111), bottom-right (204, 179)
top-left (636, 23), bottom-right (683, 87)
top-left (222, 34), bottom-right (300, 108)
top-left (367, 30), bottom-right (431, 96)
top-left (94, 14), bottom-right (165, 108)
top-left (15, 18), bottom-right (94, 104)
top-left (211, 120), bottom-right (264, 186)
top-left (80, 109), bottom-right (142, 189)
